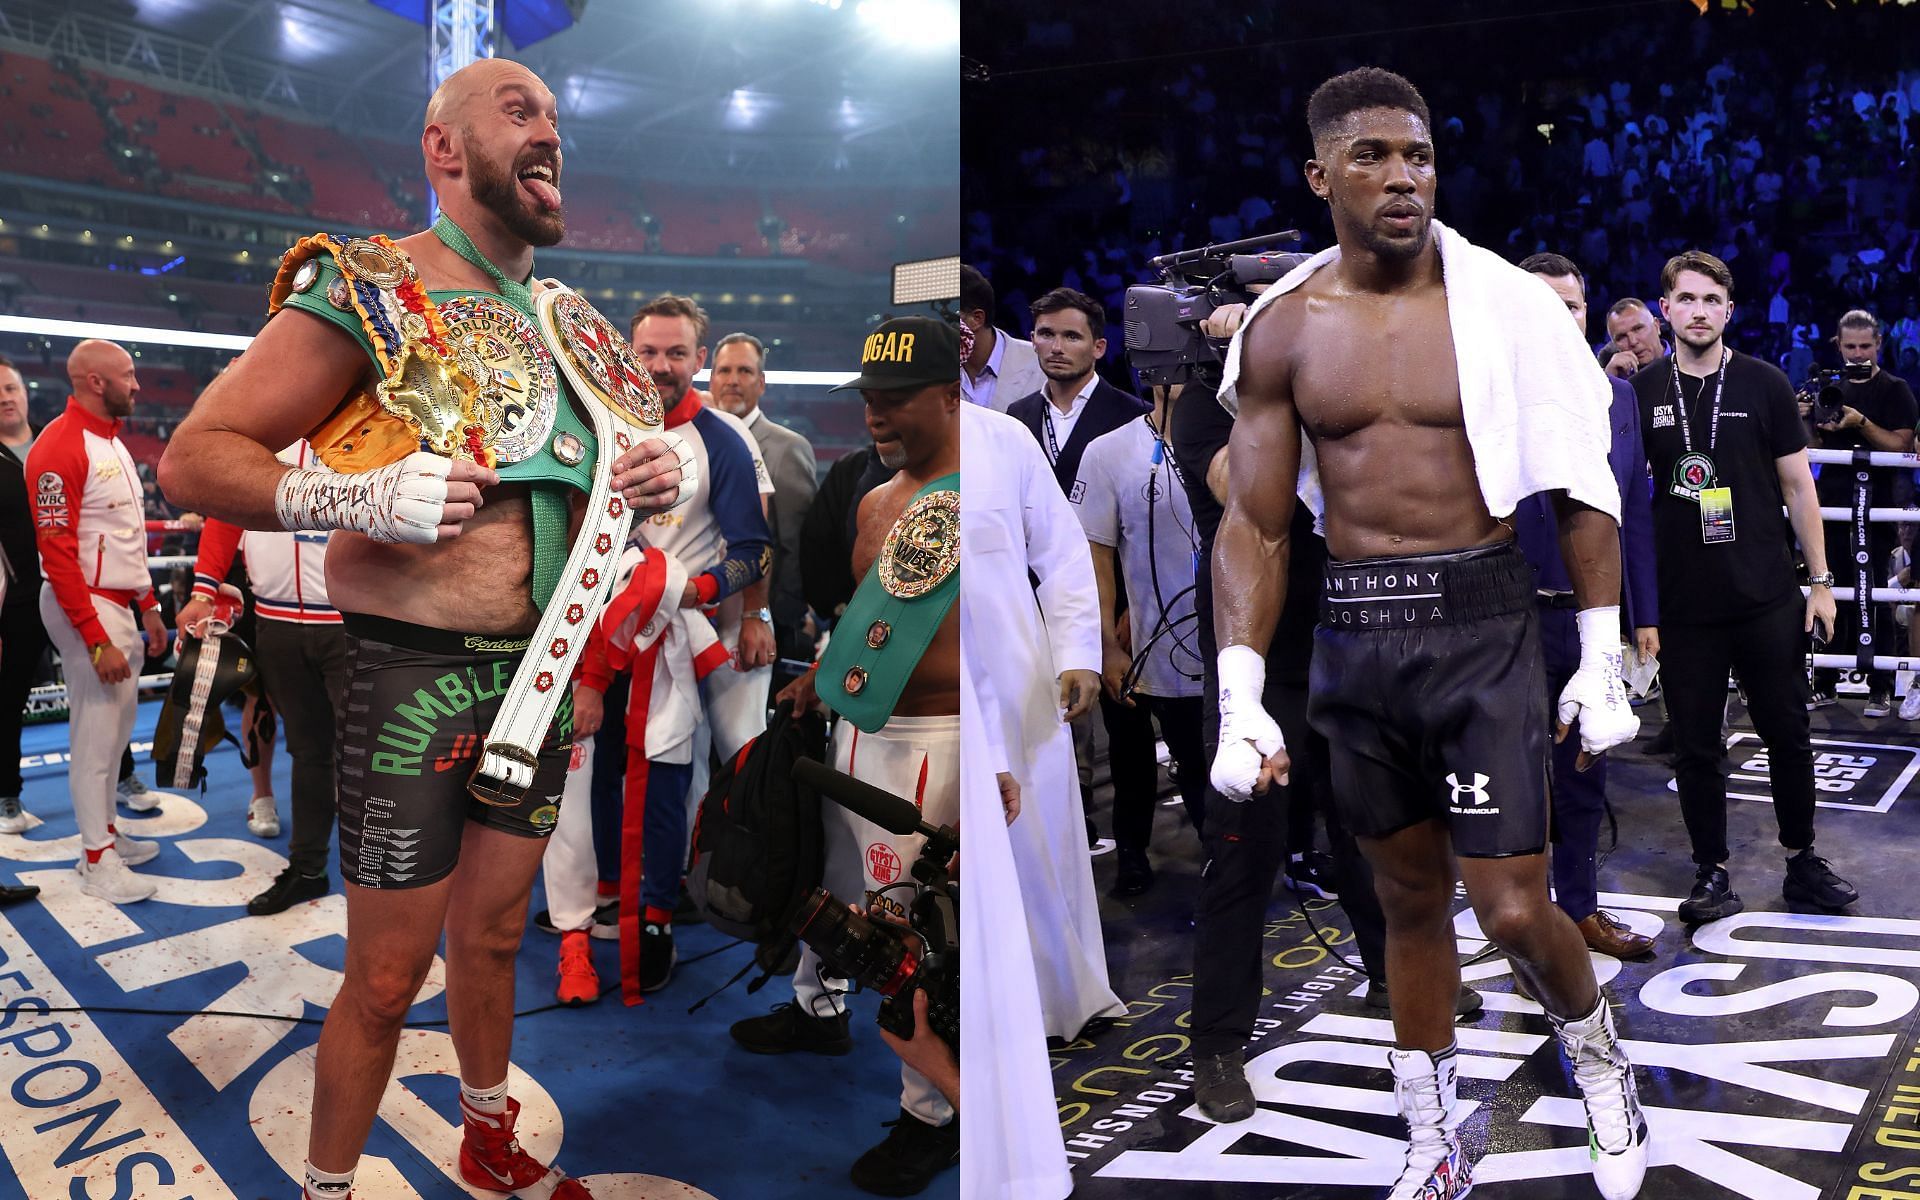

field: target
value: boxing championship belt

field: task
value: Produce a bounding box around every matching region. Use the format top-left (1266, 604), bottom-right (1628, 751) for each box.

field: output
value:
top-left (468, 285), bottom-right (667, 799)
top-left (271, 233), bottom-right (499, 467)
top-left (816, 473), bottom-right (959, 733)
top-left (152, 587), bottom-right (255, 791)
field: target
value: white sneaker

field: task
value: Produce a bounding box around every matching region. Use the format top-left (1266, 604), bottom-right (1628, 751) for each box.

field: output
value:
top-left (77, 848), bottom-right (157, 904)
top-left (0, 796), bottom-right (29, 835)
top-left (247, 796), bottom-right (281, 838)
top-left (1386, 1047), bottom-right (1472, 1200)
top-left (113, 833), bottom-right (160, 866)
top-left (1552, 998), bottom-right (1649, 1200)
top-left (116, 775), bottom-right (163, 813)
top-left (1900, 689), bottom-right (1920, 722)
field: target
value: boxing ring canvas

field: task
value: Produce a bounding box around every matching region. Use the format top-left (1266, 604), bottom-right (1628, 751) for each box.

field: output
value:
top-left (0, 700), bottom-right (956, 1200)
top-left (1062, 708), bottom-right (1920, 1199)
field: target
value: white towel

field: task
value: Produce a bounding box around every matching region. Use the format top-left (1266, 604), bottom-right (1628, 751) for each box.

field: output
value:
top-left (1218, 218), bottom-right (1620, 528)
top-left (601, 546), bottom-right (726, 765)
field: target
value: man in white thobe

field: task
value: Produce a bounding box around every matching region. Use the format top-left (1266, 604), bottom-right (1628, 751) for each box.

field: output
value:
top-left (959, 399), bottom-right (1124, 1039)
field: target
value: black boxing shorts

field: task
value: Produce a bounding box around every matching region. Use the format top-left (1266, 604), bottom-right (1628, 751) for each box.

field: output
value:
top-left (335, 614), bottom-right (574, 890)
top-left (1306, 540), bottom-right (1549, 858)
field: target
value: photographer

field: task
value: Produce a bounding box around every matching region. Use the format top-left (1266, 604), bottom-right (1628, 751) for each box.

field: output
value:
top-left (1803, 310), bottom-right (1918, 714)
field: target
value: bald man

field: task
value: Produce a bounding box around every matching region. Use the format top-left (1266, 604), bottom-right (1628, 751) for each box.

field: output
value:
top-left (159, 59), bottom-right (685, 1200)
top-left (27, 340), bottom-right (170, 903)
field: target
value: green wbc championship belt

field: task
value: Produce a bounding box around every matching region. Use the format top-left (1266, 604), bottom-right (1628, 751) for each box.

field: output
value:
top-left (818, 473), bottom-right (960, 733)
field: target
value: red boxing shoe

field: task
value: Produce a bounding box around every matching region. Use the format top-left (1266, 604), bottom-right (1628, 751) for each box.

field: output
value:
top-left (459, 1095), bottom-right (595, 1198)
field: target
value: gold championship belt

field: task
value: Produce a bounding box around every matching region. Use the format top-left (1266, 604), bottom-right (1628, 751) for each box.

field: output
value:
top-left (272, 234), bottom-right (512, 467)
top-left (877, 489), bottom-right (961, 601)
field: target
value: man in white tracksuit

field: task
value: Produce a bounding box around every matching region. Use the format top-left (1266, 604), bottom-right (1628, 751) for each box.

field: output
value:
top-left (27, 339), bottom-right (169, 903)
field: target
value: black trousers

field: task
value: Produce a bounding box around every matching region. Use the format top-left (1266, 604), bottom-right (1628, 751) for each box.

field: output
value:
top-left (1664, 598), bottom-right (1817, 867)
top-left (1540, 606), bottom-right (1608, 923)
top-left (1190, 678), bottom-right (1388, 1059)
top-left (0, 602), bottom-right (50, 797)
top-left (1077, 690), bottom-right (1152, 836)
top-left (1108, 693), bottom-right (1208, 849)
top-left (255, 620), bottom-right (352, 875)
top-left (1815, 521), bottom-right (1895, 697)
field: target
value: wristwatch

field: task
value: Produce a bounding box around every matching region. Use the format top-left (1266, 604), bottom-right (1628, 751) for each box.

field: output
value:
top-left (1810, 573), bottom-right (1836, 588)
top-left (746, 607), bottom-right (772, 624)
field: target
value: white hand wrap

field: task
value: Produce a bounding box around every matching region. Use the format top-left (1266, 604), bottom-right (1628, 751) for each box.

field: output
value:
top-left (627, 429), bottom-right (699, 513)
top-left (1556, 605), bottom-right (1641, 755)
top-left (1210, 644), bottom-right (1285, 803)
top-left (274, 451), bottom-right (451, 544)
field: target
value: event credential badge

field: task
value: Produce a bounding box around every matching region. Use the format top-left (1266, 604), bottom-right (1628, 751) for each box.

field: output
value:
top-left (1699, 485), bottom-right (1735, 544)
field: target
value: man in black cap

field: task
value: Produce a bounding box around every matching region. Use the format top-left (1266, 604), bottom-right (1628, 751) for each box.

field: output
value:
top-left (743, 315), bottom-right (963, 1197)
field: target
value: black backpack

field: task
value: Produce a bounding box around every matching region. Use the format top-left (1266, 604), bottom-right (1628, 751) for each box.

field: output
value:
top-left (687, 701), bottom-right (830, 981)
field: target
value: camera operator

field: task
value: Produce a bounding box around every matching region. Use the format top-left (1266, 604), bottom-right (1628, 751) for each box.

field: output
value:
top-left (1803, 310), bottom-right (1917, 714)
top-left (1634, 251), bottom-right (1857, 924)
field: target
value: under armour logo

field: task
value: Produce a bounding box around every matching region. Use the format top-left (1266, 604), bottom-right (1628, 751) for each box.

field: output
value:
top-left (1447, 772), bottom-right (1492, 806)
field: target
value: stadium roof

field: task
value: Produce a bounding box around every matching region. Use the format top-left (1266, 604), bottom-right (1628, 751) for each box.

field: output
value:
top-left (0, 0), bottom-right (958, 187)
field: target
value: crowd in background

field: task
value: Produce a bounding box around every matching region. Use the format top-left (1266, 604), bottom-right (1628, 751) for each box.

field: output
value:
top-left (965, 5), bottom-right (1920, 395)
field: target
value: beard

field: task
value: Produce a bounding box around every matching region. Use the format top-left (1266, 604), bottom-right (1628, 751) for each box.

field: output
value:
top-left (876, 440), bottom-right (909, 469)
top-left (650, 371), bottom-right (688, 408)
top-left (466, 145), bottom-right (566, 248)
top-left (1039, 358), bottom-right (1087, 383)
top-left (1674, 323), bottom-right (1723, 351)
top-left (1354, 214), bottom-right (1430, 262)
top-left (102, 383), bottom-right (135, 418)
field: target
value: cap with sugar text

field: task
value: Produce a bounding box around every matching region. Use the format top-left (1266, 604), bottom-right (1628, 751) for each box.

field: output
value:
top-left (830, 316), bottom-right (961, 393)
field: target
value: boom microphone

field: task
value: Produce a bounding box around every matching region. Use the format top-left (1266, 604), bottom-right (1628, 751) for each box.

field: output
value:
top-left (792, 757), bottom-right (924, 836)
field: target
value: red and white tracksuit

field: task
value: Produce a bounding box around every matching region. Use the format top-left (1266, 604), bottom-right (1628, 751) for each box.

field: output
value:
top-left (27, 397), bottom-right (155, 853)
top-left (191, 442), bottom-right (340, 625)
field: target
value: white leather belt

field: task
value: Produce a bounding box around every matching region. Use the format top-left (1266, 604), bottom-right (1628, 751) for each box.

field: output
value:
top-left (170, 616), bottom-right (233, 790)
top-left (470, 284), bottom-right (695, 802)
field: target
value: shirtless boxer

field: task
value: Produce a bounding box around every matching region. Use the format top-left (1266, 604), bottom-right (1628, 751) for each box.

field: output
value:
top-left (1209, 68), bottom-right (1647, 1200)
top-left (159, 58), bottom-right (684, 1200)
top-left (755, 316), bottom-right (961, 1196)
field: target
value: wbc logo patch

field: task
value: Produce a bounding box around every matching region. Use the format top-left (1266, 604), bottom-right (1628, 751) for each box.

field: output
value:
top-left (35, 472), bottom-right (68, 528)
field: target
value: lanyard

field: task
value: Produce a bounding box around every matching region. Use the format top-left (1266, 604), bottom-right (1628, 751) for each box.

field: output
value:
top-left (1671, 346), bottom-right (1730, 456)
top-left (431, 214), bottom-right (536, 316)
top-left (1043, 402), bottom-right (1063, 464)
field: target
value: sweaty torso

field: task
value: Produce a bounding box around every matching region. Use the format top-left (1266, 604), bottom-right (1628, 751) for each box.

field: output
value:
top-left (1268, 269), bottom-right (1507, 561)
top-left (851, 474), bottom-right (959, 717)
top-left (321, 232), bottom-right (576, 636)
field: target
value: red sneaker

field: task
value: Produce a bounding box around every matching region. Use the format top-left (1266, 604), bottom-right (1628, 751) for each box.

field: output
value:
top-left (556, 931), bottom-right (600, 1007)
top-left (458, 1096), bottom-right (594, 1198)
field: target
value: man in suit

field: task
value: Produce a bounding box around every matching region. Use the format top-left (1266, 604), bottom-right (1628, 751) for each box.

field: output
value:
top-left (1007, 287), bottom-right (1151, 850)
top-left (709, 330), bottom-right (819, 694)
top-left (1514, 253), bottom-right (1661, 960)
top-left (1006, 288), bottom-right (1149, 495)
top-left (960, 264), bottom-right (1044, 414)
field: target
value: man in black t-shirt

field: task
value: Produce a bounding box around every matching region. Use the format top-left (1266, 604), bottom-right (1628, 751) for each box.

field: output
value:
top-left (1804, 310), bottom-right (1919, 712)
top-left (1635, 250), bottom-right (1857, 924)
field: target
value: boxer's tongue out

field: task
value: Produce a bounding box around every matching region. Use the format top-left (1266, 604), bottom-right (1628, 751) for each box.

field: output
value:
top-left (519, 164), bottom-right (561, 212)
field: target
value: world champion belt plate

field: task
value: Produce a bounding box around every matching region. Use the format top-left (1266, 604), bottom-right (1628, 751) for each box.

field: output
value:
top-left (878, 489), bottom-right (960, 600)
top-left (337, 238), bottom-right (414, 289)
top-left (438, 294), bottom-right (559, 465)
top-left (541, 291), bottom-right (665, 429)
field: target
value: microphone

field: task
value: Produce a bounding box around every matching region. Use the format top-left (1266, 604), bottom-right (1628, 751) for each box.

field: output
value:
top-left (792, 757), bottom-right (924, 835)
